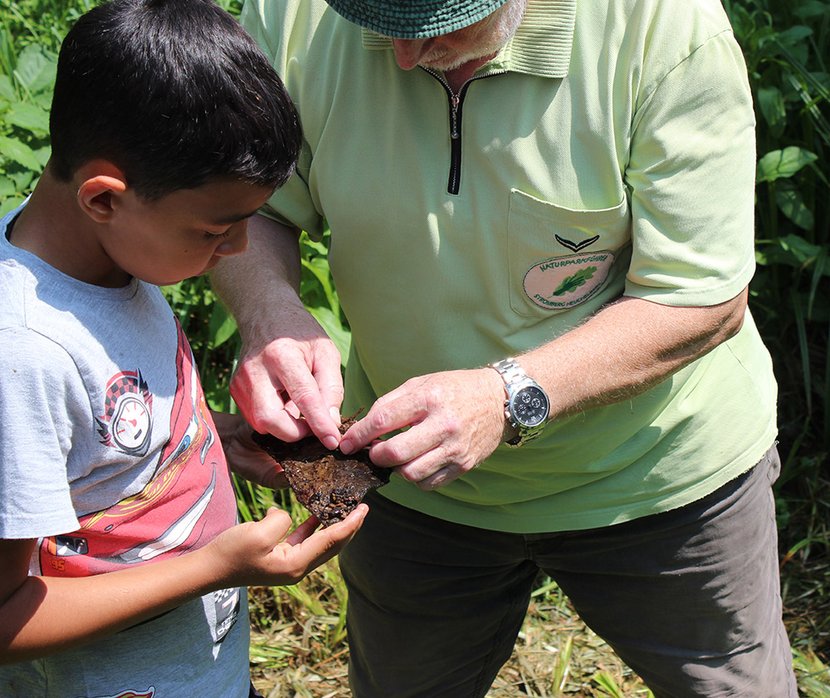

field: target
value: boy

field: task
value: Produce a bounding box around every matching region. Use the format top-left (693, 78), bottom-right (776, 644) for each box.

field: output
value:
top-left (0, 1), bottom-right (367, 695)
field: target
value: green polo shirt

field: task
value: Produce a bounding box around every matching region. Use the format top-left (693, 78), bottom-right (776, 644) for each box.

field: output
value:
top-left (242, 0), bottom-right (777, 532)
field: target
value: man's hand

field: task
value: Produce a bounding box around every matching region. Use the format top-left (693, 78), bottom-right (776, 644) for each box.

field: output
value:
top-left (339, 367), bottom-right (507, 490)
top-left (230, 303), bottom-right (345, 450)
top-left (211, 214), bottom-right (345, 449)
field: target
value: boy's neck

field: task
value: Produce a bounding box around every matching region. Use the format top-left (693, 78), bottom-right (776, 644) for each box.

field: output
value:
top-left (10, 169), bottom-right (132, 288)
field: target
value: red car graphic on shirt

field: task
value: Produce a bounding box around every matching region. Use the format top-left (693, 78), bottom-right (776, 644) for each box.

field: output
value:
top-left (39, 322), bottom-right (237, 578)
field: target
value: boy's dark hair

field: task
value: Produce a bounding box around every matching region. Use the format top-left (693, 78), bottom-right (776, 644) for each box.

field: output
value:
top-left (49, 0), bottom-right (301, 199)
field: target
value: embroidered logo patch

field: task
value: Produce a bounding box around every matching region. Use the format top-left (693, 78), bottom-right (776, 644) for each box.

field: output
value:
top-left (523, 251), bottom-right (615, 309)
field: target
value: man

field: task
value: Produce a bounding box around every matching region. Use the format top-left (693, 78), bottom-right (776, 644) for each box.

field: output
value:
top-left (212, 0), bottom-right (797, 695)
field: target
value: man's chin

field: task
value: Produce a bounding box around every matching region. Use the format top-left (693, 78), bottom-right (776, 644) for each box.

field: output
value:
top-left (421, 49), bottom-right (500, 73)
top-left (421, 55), bottom-right (472, 71)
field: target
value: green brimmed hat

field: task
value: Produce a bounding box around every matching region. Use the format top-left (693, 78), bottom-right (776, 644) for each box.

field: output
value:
top-left (324, 0), bottom-right (511, 39)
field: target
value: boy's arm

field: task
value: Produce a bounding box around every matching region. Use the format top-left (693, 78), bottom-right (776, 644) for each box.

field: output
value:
top-left (0, 503), bottom-right (366, 664)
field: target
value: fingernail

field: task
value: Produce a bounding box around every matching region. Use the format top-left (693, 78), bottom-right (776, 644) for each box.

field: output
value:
top-left (330, 406), bottom-right (342, 425)
top-left (323, 435), bottom-right (339, 450)
top-left (339, 438), bottom-right (353, 454)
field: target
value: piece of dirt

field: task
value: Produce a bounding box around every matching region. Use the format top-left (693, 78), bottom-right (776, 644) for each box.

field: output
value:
top-left (252, 419), bottom-right (389, 526)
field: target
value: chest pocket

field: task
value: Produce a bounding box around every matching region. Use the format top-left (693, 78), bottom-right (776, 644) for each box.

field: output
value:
top-left (507, 189), bottom-right (631, 316)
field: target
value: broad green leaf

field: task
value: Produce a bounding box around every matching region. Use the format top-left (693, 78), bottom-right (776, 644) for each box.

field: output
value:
top-left (307, 305), bottom-right (350, 366)
top-left (778, 234), bottom-right (822, 265)
top-left (793, 1), bottom-right (830, 22)
top-left (208, 302), bottom-right (239, 349)
top-left (0, 176), bottom-right (15, 197)
top-left (34, 145), bottom-right (51, 168)
top-left (757, 86), bottom-right (787, 134)
top-left (14, 44), bottom-right (57, 96)
top-left (0, 135), bottom-right (41, 171)
top-left (5, 102), bottom-right (50, 136)
top-left (776, 184), bottom-right (814, 231)
top-left (300, 233), bottom-right (328, 256)
top-left (9, 169), bottom-right (35, 192)
top-left (0, 195), bottom-right (24, 216)
top-left (772, 26), bottom-right (812, 65)
top-left (301, 255), bottom-right (339, 313)
top-left (0, 75), bottom-right (15, 102)
top-left (33, 91), bottom-right (53, 111)
top-left (777, 25), bottom-right (814, 45)
top-left (756, 147), bottom-right (817, 182)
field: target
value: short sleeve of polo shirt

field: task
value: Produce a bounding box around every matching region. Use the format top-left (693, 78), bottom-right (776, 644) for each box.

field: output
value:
top-left (624, 28), bottom-right (757, 306)
top-left (241, 0), bottom-right (328, 238)
top-left (0, 326), bottom-right (83, 538)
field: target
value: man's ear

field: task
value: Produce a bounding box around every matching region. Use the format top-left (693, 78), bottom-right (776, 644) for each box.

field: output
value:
top-left (75, 161), bottom-right (129, 223)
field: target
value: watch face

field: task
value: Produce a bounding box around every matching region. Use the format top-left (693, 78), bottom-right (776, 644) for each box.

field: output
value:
top-left (510, 385), bottom-right (549, 427)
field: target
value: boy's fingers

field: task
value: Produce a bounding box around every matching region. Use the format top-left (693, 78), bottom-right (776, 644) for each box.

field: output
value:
top-left (289, 504), bottom-right (368, 564)
top-left (258, 507), bottom-right (294, 541)
top-left (285, 514), bottom-right (322, 545)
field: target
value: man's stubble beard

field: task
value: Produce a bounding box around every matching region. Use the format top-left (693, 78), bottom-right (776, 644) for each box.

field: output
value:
top-left (420, 0), bottom-right (529, 72)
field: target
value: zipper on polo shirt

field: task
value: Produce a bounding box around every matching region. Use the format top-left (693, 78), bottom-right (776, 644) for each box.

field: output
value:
top-left (423, 68), bottom-right (500, 196)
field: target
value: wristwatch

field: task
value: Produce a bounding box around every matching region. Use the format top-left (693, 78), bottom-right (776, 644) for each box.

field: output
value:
top-left (490, 358), bottom-right (550, 447)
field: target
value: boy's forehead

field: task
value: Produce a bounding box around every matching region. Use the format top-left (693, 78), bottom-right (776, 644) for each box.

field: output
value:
top-left (153, 180), bottom-right (273, 222)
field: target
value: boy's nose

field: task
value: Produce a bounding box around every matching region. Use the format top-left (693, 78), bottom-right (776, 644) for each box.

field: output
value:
top-left (214, 220), bottom-right (249, 257)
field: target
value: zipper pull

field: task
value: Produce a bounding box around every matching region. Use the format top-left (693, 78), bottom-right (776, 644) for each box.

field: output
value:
top-left (450, 93), bottom-right (461, 139)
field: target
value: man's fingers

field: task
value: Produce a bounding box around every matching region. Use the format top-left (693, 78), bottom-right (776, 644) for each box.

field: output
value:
top-left (231, 362), bottom-right (289, 432)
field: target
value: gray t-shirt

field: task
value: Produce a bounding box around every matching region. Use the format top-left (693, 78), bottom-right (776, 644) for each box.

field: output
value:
top-left (0, 204), bottom-right (250, 697)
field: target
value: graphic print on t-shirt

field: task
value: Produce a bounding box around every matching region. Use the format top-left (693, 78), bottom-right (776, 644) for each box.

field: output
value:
top-left (38, 322), bottom-right (238, 580)
top-left (96, 370), bottom-right (154, 456)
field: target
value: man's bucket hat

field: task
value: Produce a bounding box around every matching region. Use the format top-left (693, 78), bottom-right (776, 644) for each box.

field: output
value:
top-left (324, 0), bottom-right (511, 39)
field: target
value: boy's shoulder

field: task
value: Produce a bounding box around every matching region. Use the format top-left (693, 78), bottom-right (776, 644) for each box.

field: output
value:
top-left (0, 257), bottom-right (77, 379)
top-left (0, 255), bottom-right (31, 332)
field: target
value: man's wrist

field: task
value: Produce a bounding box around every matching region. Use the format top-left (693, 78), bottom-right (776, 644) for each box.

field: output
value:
top-left (489, 358), bottom-right (550, 447)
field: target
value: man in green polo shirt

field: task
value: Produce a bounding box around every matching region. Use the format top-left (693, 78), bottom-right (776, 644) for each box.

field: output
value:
top-left (213, 0), bottom-right (797, 694)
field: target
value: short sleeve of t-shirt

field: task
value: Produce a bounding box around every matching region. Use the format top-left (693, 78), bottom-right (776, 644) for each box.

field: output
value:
top-left (0, 326), bottom-right (85, 538)
top-left (624, 29), bottom-right (757, 305)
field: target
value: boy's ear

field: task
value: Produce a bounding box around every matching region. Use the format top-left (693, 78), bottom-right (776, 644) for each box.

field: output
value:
top-left (75, 161), bottom-right (129, 223)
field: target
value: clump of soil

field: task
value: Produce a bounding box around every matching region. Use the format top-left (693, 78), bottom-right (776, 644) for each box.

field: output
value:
top-left (252, 417), bottom-right (389, 526)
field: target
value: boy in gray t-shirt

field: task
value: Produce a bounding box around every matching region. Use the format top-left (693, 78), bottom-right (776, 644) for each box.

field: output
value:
top-left (0, 2), bottom-right (366, 695)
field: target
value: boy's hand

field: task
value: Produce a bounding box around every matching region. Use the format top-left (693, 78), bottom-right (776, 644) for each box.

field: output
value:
top-left (0, 506), bottom-right (367, 662)
top-left (206, 504), bottom-right (368, 588)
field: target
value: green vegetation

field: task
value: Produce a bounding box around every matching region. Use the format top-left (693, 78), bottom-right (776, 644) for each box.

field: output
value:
top-left (1, 0), bottom-right (828, 694)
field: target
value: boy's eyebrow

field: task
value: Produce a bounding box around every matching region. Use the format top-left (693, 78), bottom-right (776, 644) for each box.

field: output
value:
top-left (210, 207), bottom-right (262, 225)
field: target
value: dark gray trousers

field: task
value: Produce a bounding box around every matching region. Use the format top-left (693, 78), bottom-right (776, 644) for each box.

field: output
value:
top-left (340, 446), bottom-right (797, 697)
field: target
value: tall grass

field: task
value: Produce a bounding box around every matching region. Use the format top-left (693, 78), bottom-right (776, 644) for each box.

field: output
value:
top-left (1, 0), bottom-right (829, 693)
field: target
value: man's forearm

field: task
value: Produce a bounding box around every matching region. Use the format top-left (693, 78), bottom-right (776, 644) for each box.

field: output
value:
top-left (518, 289), bottom-right (749, 421)
top-left (211, 214), bottom-right (305, 334)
